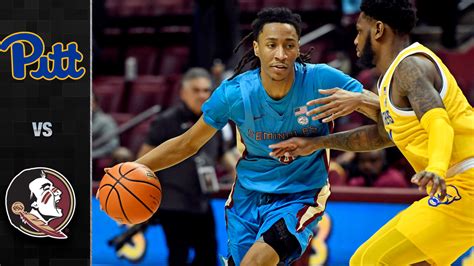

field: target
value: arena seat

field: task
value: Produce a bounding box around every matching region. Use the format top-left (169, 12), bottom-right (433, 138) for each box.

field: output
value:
top-left (157, 46), bottom-right (189, 75)
top-left (104, 0), bottom-right (121, 17)
top-left (261, 0), bottom-right (296, 10)
top-left (118, 0), bottom-right (151, 17)
top-left (164, 74), bottom-right (182, 108)
top-left (436, 46), bottom-right (474, 94)
top-left (125, 46), bottom-right (161, 75)
top-left (93, 76), bottom-right (126, 113)
top-left (127, 75), bottom-right (168, 114)
top-left (150, 0), bottom-right (191, 15)
top-left (96, 46), bottom-right (123, 75)
top-left (298, 0), bottom-right (338, 11)
top-left (238, 0), bottom-right (262, 12)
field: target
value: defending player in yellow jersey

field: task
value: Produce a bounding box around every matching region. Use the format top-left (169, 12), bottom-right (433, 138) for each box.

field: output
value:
top-left (269, 0), bottom-right (474, 264)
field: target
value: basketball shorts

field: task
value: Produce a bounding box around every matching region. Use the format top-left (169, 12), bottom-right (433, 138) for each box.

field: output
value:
top-left (395, 168), bottom-right (474, 264)
top-left (224, 180), bottom-right (331, 265)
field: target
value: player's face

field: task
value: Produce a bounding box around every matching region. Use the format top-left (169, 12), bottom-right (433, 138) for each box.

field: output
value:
top-left (180, 77), bottom-right (212, 115)
top-left (254, 23), bottom-right (300, 82)
top-left (354, 13), bottom-right (376, 68)
top-left (31, 179), bottom-right (63, 218)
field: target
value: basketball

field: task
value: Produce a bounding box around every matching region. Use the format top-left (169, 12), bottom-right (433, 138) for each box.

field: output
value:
top-left (97, 162), bottom-right (162, 224)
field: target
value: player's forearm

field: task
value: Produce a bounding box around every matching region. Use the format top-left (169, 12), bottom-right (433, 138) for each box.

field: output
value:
top-left (135, 136), bottom-right (199, 172)
top-left (355, 90), bottom-right (380, 121)
top-left (316, 125), bottom-right (394, 152)
top-left (420, 108), bottom-right (454, 178)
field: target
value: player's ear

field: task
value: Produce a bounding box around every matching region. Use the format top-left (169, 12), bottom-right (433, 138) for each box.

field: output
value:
top-left (373, 21), bottom-right (385, 40)
top-left (253, 41), bottom-right (259, 57)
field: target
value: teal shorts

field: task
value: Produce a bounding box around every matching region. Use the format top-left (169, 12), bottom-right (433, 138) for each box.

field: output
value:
top-left (224, 180), bottom-right (331, 265)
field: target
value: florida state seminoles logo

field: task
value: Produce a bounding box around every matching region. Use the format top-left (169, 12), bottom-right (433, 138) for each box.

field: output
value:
top-left (5, 167), bottom-right (76, 239)
top-left (279, 154), bottom-right (295, 164)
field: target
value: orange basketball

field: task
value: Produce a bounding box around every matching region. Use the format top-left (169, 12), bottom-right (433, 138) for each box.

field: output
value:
top-left (97, 162), bottom-right (162, 224)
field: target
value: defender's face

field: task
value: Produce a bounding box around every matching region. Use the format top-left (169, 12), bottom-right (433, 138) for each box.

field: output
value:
top-left (254, 23), bottom-right (300, 82)
top-left (30, 178), bottom-right (63, 218)
top-left (354, 13), bottom-right (376, 68)
top-left (354, 13), bottom-right (368, 57)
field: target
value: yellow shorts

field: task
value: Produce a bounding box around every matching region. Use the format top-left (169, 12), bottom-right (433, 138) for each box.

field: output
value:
top-left (396, 169), bottom-right (474, 264)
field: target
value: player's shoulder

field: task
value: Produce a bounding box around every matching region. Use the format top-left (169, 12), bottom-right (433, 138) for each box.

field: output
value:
top-left (394, 54), bottom-right (438, 88)
top-left (302, 63), bottom-right (341, 76)
top-left (396, 54), bottom-right (437, 76)
top-left (217, 69), bottom-right (259, 99)
top-left (216, 78), bottom-right (241, 101)
top-left (314, 63), bottom-right (341, 73)
top-left (225, 68), bottom-right (259, 85)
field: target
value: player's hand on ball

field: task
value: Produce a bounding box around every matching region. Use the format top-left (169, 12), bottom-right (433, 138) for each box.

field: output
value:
top-left (269, 137), bottom-right (320, 158)
top-left (98, 162), bottom-right (162, 224)
top-left (306, 88), bottom-right (362, 123)
top-left (411, 171), bottom-right (447, 200)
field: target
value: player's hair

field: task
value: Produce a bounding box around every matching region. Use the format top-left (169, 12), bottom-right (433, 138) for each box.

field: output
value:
top-left (229, 7), bottom-right (312, 80)
top-left (360, 0), bottom-right (417, 35)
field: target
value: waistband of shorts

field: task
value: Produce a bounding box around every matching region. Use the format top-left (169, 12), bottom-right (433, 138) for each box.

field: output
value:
top-left (446, 157), bottom-right (474, 178)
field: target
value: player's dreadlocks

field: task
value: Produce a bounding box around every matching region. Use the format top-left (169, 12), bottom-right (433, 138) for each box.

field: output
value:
top-left (229, 7), bottom-right (312, 80)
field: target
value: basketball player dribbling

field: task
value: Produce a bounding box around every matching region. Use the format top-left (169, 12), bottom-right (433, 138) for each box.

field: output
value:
top-left (127, 7), bottom-right (380, 266)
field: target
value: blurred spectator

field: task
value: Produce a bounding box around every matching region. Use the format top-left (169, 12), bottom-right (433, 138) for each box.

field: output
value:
top-left (92, 93), bottom-right (119, 159)
top-left (137, 68), bottom-right (235, 266)
top-left (345, 150), bottom-right (408, 188)
top-left (210, 58), bottom-right (226, 88)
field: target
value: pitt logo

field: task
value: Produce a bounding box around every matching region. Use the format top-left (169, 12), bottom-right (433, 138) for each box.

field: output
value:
top-left (0, 32), bottom-right (85, 80)
top-left (5, 167), bottom-right (76, 239)
top-left (428, 185), bottom-right (461, 207)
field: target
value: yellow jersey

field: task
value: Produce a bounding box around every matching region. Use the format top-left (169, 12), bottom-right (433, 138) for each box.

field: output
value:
top-left (378, 42), bottom-right (474, 178)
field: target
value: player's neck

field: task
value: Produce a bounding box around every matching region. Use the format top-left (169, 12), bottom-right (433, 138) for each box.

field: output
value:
top-left (376, 37), bottom-right (411, 75)
top-left (260, 70), bottom-right (295, 100)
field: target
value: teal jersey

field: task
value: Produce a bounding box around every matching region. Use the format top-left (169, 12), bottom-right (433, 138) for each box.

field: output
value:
top-left (202, 63), bottom-right (362, 193)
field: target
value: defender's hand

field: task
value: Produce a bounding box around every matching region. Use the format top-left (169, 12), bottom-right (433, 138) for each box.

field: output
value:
top-left (306, 88), bottom-right (361, 123)
top-left (411, 171), bottom-right (447, 200)
top-left (269, 137), bottom-right (319, 158)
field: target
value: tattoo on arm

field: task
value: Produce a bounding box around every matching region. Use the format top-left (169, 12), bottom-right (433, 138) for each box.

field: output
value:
top-left (321, 115), bottom-right (394, 151)
top-left (394, 56), bottom-right (445, 120)
top-left (355, 90), bottom-right (380, 122)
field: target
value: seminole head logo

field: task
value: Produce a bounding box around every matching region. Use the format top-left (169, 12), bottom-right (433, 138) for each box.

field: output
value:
top-left (5, 167), bottom-right (76, 239)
